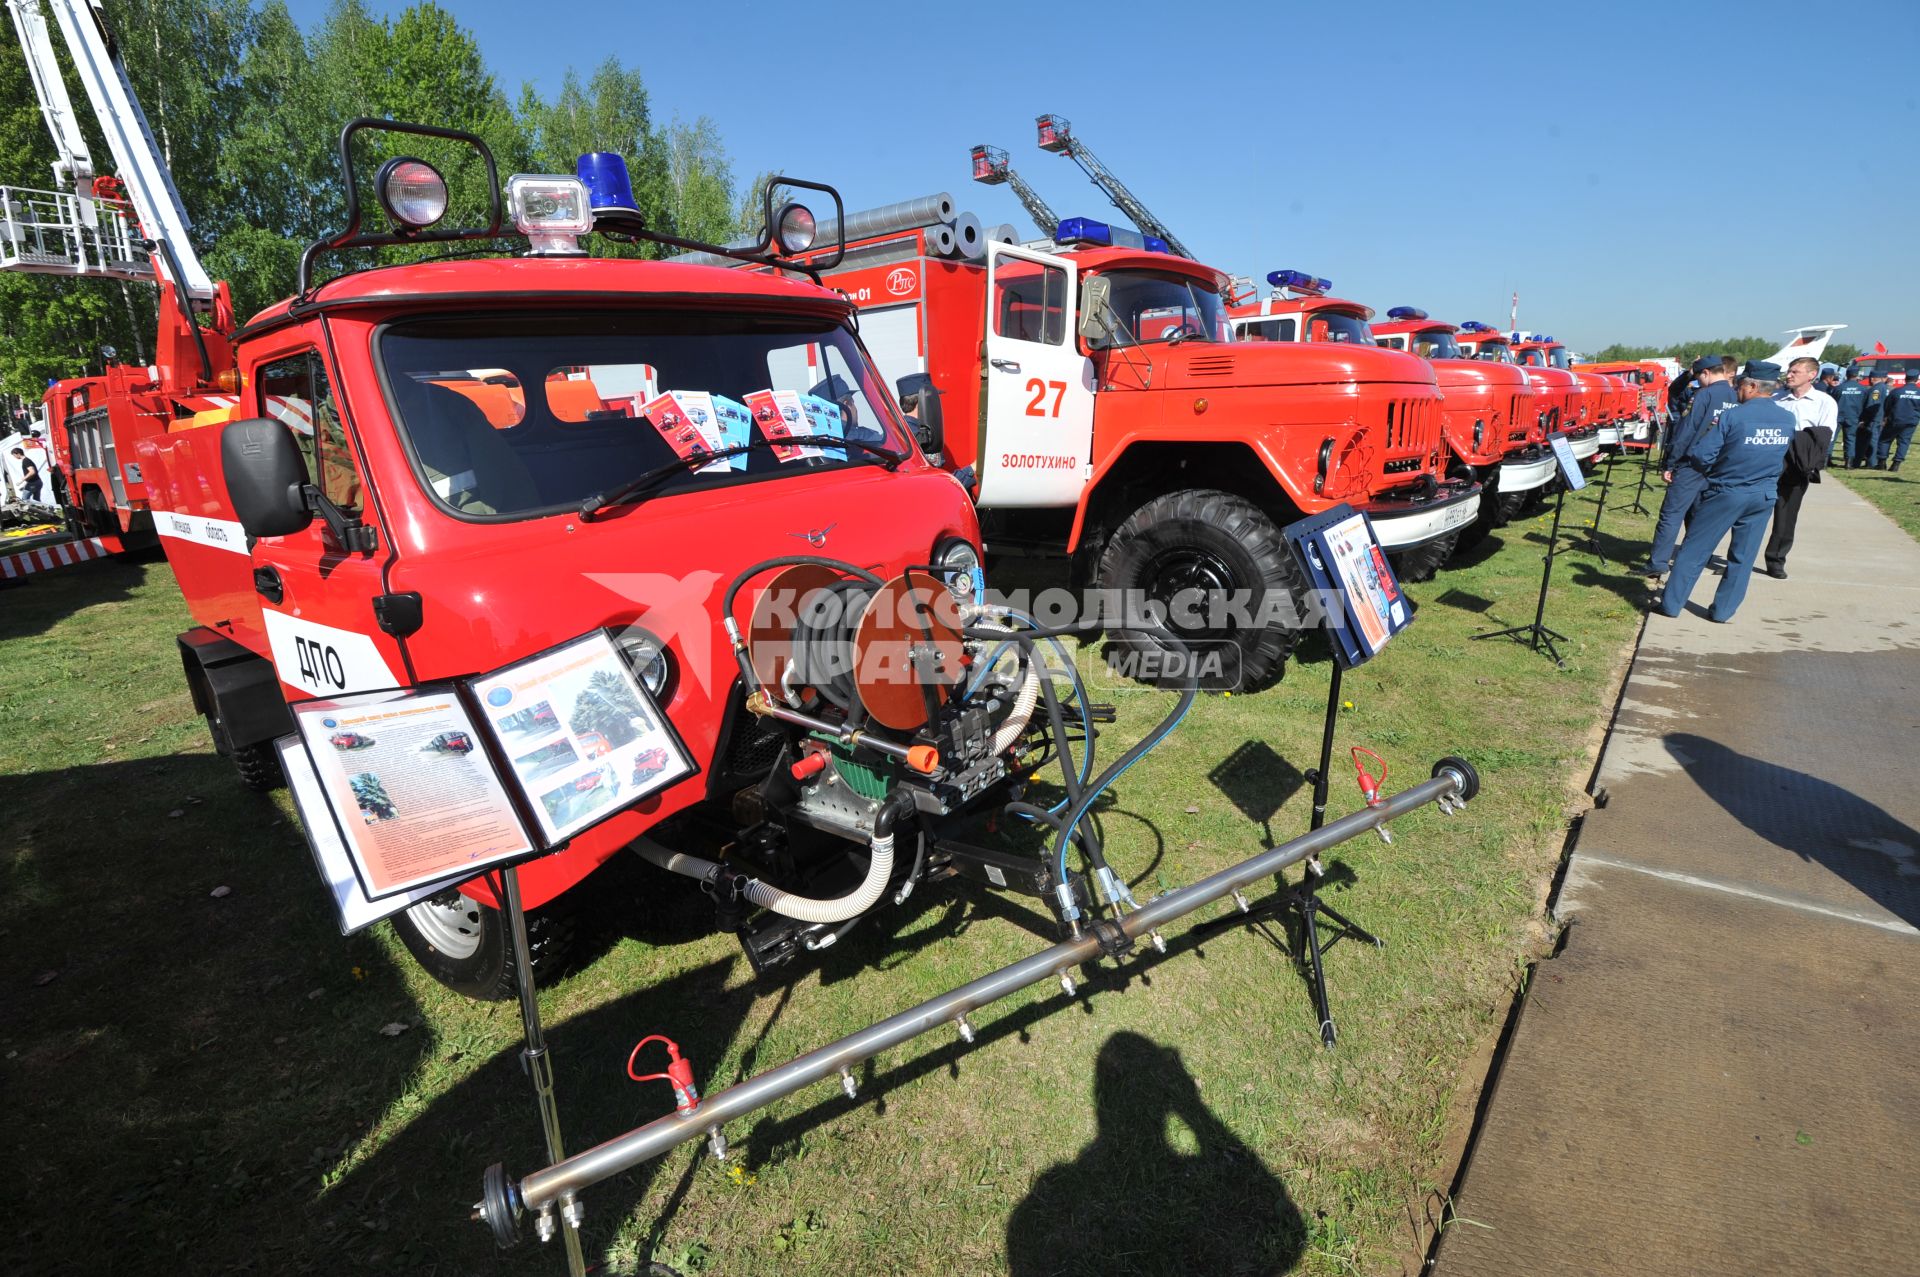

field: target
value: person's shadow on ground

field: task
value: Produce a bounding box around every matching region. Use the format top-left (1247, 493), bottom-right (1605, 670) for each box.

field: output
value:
top-left (1005, 1031), bottom-right (1304, 1276)
top-left (1666, 731), bottom-right (1920, 927)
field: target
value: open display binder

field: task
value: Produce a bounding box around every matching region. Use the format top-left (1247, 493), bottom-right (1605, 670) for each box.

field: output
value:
top-left (1283, 504), bottom-right (1411, 669)
top-left (283, 629), bottom-right (696, 930)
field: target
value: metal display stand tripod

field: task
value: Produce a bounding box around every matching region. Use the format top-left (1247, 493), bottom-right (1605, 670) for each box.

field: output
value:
top-left (1198, 659), bottom-right (1384, 1048)
top-left (1586, 446), bottom-right (1617, 559)
top-left (1623, 438), bottom-right (1656, 516)
top-left (1472, 477), bottom-right (1571, 667)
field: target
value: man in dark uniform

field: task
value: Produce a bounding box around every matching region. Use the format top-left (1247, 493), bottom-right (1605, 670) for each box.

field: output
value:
top-left (1658, 362), bottom-right (1796, 622)
top-left (1833, 367), bottom-right (1872, 467)
top-left (1860, 370), bottom-right (1891, 468)
top-left (1880, 374), bottom-right (1920, 472)
top-left (1818, 368), bottom-right (1841, 398)
top-left (1641, 355), bottom-right (1734, 578)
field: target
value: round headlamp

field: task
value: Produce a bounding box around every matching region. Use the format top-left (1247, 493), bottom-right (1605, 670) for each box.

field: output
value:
top-left (935, 537), bottom-right (984, 605)
top-left (775, 202), bottom-right (816, 255)
top-left (376, 157), bottom-right (449, 230)
top-left (616, 629), bottom-right (674, 700)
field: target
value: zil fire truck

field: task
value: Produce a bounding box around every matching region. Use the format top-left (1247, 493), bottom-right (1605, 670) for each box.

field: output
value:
top-left (1369, 308), bottom-right (1553, 542)
top-left (1506, 334), bottom-right (1610, 466)
top-left (1452, 326), bottom-right (1597, 476)
top-left (756, 215), bottom-right (1479, 688)
top-left (1572, 359), bottom-right (1664, 446)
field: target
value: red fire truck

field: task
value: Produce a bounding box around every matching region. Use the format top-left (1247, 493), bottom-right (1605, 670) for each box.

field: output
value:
top-left (1506, 334), bottom-right (1610, 466)
top-left (1369, 309), bottom-right (1554, 540)
top-left (772, 217), bottom-right (1478, 688)
top-left (1849, 352), bottom-right (1917, 387)
top-left (1572, 359), bottom-right (1663, 445)
top-left (1453, 328), bottom-right (1597, 474)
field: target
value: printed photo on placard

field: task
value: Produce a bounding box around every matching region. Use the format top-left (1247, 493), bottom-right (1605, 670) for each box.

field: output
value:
top-left (1285, 504), bottom-right (1411, 668)
top-left (291, 687), bottom-right (535, 900)
top-left (277, 736), bottom-right (463, 934)
top-left (470, 631), bottom-right (696, 846)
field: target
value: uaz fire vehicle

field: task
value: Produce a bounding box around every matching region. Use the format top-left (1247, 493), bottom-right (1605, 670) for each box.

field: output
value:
top-left (1369, 308), bottom-right (1553, 541)
top-left (126, 124), bottom-right (1205, 1000)
top-left (1223, 272), bottom-right (1482, 578)
top-left (727, 213), bottom-right (1478, 688)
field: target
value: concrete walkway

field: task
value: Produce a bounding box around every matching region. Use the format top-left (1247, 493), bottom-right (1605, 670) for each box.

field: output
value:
top-left (1435, 476), bottom-right (1920, 1275)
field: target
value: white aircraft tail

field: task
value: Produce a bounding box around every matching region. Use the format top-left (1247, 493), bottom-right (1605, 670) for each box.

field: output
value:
top-left (1762, 323), bottom-right (1847, 368)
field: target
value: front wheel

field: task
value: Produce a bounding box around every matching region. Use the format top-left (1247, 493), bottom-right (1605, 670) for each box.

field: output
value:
top-left (392, 890), bottom-right (575, 1001)
top-left (1095, 489), bottom-right (1305, 693)
top-left (1388, 532), bottom-right (1458, 583)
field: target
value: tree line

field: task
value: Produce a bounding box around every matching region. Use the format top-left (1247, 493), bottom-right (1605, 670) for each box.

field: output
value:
top-left (1590, 337), bottom-right (1863, 368)
top-left (0, 0), bottom-right (753, 401)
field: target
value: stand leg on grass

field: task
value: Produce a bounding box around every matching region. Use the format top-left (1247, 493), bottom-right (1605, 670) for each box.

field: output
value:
top-left (1472, 481), bottom-right (1570, 667)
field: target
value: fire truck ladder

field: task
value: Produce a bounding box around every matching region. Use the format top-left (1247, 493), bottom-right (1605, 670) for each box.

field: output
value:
top-left (2, 0), bottom-right (214, 304)
top-left (1033, 113), bottom-right (1194, 261)
top-left (968, 144), bottom-right (1060, 238)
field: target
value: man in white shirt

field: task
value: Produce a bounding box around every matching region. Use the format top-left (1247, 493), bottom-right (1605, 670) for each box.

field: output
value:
top-left (1762, 356), bottom-right (1838, 579)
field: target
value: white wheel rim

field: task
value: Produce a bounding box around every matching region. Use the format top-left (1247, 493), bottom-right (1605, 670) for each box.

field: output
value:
top-left (406, 894), bottom-right (484, 960)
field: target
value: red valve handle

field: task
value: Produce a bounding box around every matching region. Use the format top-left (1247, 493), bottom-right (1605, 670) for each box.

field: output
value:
top-left (1351, 747), bottom-right (1388, 806)
top-left (628, 1034), bottom-right (700, 1114)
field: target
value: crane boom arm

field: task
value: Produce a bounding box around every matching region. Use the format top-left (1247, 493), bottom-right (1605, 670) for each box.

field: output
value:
top-left (5, 0), bottom-right (92, 188)
top-left (37, 0), bottom-right (213, 301)
top-left (1001, 168), bottom-right (1059, 239)
top-left (1035, 114), bottom-right (1194, 261)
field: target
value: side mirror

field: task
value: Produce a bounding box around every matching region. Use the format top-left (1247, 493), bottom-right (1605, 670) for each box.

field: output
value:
top-left (1078, 275), bottom-right (1112, 345)
top-left (221, 417), bottom-right (312, 539)
top-left (896, 373), bottom-right (943, 457)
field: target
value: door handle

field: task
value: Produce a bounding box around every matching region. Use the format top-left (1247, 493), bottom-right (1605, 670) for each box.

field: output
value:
top-left (253, 565), bottom-right (284, 605)
top-left (989, 358), bottom-right (1021, 372)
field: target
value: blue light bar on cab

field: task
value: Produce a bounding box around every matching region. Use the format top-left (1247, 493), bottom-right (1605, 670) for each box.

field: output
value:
top-left (1458, 320), bottom-right (1493, 332)
top-left (1386, 306), bottom-right (1429, 321)
top-left (1055, 216), bottom-right (1168, 253)
top-left (577, 151), bottom-right (640, 215)
top-left (1267, 269), bottom-right (1331, 294)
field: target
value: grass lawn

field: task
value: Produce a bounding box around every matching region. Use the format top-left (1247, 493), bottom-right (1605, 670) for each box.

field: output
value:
top-left (1833, 463), bottom-right (1920, 543)
top-left (0, 459), bottom-right (1659, 1276)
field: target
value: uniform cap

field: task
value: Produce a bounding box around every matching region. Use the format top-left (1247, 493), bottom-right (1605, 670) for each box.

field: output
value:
top-left (1743, 360), bottom-right (1783, 382)
top-left (1690, 355), bottom-right (1723, 374)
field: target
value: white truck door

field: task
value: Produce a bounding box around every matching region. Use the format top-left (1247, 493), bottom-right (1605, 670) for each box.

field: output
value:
top-left (977, 241), bottom-right (1095, 507)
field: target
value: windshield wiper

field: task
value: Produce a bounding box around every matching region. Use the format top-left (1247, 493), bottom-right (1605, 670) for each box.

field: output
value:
top-left (579, 435), bottom-right (906, 520)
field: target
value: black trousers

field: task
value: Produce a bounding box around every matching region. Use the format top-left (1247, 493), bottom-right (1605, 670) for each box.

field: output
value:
top-left (1765, 469), bottom-right (1809, 570)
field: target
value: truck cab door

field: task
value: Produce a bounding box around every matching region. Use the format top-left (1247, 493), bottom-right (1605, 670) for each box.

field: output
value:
top-left (247, 344), bottom-right (410, 699)
top-left (978, 242), bottom-right (1096, 506)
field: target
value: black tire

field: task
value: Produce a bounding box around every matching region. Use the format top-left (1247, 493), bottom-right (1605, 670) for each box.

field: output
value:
top-left (392, 891), bottom-right (576, 1001)
top-left (232, 740), bottom-right (285, 792)
top-left (1094, 489), bottom-right (1304, 692)
top-left (81, 489), bottom-right (117, 539)
top-left (1457, 472), bottom-right (1502, 550)
top-left (1389, 532), bottom-right (1458, 583)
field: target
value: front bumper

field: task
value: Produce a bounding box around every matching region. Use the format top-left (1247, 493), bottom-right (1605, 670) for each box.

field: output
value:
top-left (1567, 431), bottom-right (1601, 461)
top-left (1498, 450), bottom-right (1557, 493)
top-left (1365, 481), bottom-right (1483, 549)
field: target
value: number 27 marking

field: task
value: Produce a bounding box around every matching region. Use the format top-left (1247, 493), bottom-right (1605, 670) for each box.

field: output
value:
top-left (1025, 378), bottom-right (1068, 417)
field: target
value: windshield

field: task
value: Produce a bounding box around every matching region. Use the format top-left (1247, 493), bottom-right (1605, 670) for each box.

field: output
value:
top-left (1411, 328), bottom-right (1461, 360)
top-left (377, 312), bottom-right (910, 519)
top-left (1468, 341), bottom-right (1514, 364)
top-left (1301, 309), bottom-right (1375, 345)
top-left (1093, 270), bottom-right (1229, 347)
top-left (1547, 347), bottom-right (1571, 370)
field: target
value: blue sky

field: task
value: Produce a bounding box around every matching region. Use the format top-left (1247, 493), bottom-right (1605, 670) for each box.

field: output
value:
top-left (290, 0), bottom-right (1917, 354)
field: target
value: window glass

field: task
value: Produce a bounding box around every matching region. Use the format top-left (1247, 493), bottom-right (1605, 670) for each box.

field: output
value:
top-left (379, 311), bottom-right (912, 520)
top-left (1411, 329), bottom-right (1461, 359)
top-left (1304, 310), bottom-right (1375, 345)
top-left (992, 260), bottom-right (1068, 345)
top-left (1092, 270), bottom-right (1227, 349)
top-left (1235, 318), bottom-right (1295, 342)
top-left (259, 351), bottom-right (362, 515)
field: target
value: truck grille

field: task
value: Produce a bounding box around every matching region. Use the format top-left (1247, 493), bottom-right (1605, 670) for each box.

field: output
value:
top-left (1509, 390), bottom-right (1534, 441)
top-left (1382, 397), bottom-right (1438, 455)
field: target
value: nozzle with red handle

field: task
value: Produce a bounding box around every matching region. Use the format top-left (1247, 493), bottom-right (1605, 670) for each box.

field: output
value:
top-left (628, 1035), bottom-right (700, 1114)
top-left (1351, 747), bottom-right (1388, 807)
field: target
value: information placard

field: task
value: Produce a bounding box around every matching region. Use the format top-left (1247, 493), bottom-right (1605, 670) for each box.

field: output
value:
top-left (469, 631), bottom-right (697, 847)
top-left (1548, 432), bottom-right (1587, 490)
top-left (1285, 504), bottom-right (1412, 668)
top-left (291, 686), bottom-right (535, 899)
top-left (277, 736), bottom-right (464, 933)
